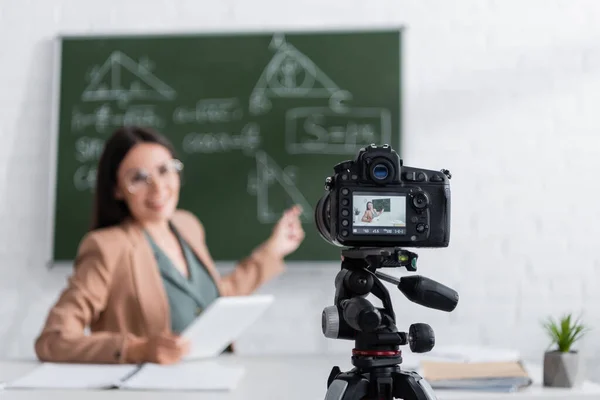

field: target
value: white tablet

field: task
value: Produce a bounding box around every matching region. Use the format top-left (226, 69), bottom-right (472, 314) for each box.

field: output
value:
top-left (181, 294), bottom-right (274, 359)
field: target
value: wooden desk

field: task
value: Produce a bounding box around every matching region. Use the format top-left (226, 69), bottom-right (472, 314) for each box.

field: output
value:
top-left (0, 355), bottom-right (599, 399)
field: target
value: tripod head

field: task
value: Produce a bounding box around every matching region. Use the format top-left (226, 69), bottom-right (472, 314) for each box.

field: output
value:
top-left (322, 247), bottom-right (459, 400)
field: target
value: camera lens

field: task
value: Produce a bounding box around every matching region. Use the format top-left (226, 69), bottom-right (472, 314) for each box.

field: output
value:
top-left (315, 194), bottom-right (334, 244)
top-left (373, 164), bottom-right (389, 180)
top-left (412, 192), bottom-right (429, 209)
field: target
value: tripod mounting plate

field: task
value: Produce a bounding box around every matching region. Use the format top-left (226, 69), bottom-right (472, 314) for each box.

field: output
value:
top-left (342, 247), bottom-right (418, 272)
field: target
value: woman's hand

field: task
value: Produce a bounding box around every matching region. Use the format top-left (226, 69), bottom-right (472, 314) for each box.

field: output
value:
top-left (129, 334), bottom-right (190, 365)
top-left (266, 205), bottom-right (305, 258)
top-left (146, 334), bottom-right (190, 364)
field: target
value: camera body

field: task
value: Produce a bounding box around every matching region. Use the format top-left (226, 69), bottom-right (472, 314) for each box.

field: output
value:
top-left (315, 144), bottom-right (451, 248)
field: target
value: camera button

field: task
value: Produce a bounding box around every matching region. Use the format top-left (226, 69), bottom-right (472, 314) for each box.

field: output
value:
top-left (416, 223), bottom-right (428, 233)
top-left (405, 172), bottom-right (427, 182)
top-left (342, 220), bottom-right (349, 227)
top-left (342, 188), bottom-right (349, 195)
top-left (412, 192), bottom-right (429, 209)
top-left (342, 199), bottom-right (349, 206)
top-left (341, 209), bottom-right (349, 217)
top-left (430, 174), bottom-right (443, 182)
top-left (341, 230), bottom-right (349, 237)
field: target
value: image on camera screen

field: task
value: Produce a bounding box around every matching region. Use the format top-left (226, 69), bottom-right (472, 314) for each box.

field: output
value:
top-left (351, 192), bottom-right (407, 235)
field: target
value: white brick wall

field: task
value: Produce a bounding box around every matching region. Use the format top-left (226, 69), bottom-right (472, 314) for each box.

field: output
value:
top-left (1, 0), bottom-right (600, 381)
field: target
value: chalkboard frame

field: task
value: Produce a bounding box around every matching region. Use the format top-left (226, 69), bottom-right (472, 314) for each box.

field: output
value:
top-left (48, 37), bottom-right (64, 268)
top-left (46, 26), bottom-right (404, 267)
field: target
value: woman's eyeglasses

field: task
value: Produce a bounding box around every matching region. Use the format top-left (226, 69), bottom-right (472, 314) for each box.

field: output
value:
top-left (123, 159), bottom-right (184, 194)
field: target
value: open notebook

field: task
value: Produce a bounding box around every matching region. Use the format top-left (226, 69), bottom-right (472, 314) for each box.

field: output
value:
top-left (6, 361), bottom-right (245, 391)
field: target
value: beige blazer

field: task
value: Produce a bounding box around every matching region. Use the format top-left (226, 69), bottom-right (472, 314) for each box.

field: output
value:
top-left (34, 209), bottom-right (285, 364)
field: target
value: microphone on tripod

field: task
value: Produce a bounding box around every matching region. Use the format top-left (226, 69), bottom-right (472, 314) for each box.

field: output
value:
top-left (376, 272), bottom-right (459, 312)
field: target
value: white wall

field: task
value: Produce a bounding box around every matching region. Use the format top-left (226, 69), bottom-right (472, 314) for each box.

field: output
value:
top-left (1, 0), bottom-right (600, 381)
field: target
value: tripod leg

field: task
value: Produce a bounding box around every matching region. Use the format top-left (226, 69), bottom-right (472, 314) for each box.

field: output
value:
top-left (392, 370), bottom-right (439, 400)
top-left (325, 368), bottom-right (369, 400)
top-left (328, 366), bottom-right (342, 387)
top-left (376, 375), bottom-right (394, 399)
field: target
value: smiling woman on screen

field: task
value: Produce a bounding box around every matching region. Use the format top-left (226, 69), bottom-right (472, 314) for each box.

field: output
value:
top-left (34, 126), bottom-right (304, 365)
top-left (361, 201), bottom-right (383, 223)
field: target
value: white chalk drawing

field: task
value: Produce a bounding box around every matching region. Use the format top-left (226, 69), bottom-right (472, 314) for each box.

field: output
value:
top-left (285, 107), bottom-right (392, 154)
top-left (329, 90), bottom-right (354, 113)
top-left (73, 164), bottom-right (97, 192)
top-left (82, 51), bottom-right (176, 106)
top-left (75, 137), bottom-right (105, 162)
top-left (247, 150), bottom-right (313, 223)
top-left (71, 104), bottom-right (165, 133)
top-left (182, 122), bottom-right (261, 155)
top-left (249, 34), bottom-right (351, 115)
top-left (173, 98), bottom-right (244, 125)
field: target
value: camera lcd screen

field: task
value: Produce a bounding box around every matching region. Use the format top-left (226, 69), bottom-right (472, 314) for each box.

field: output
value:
top-left (351, 192), bottom-right (407, 235)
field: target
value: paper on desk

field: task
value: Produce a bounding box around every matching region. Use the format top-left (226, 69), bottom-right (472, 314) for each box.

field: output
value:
top-left (400, 345), bottom-right (521, 373)
top-left (6, 363), bottom-right (140, 389)
top-left (120, 361), bottom-right (245, 391)
top-left (425, 345), bottom-right (521, 363)
top-left (422, 361), bottom-right (529, 381)
top-left (421, 361), bottom-right (532, 392)
top-left (181, 294), bottom-right (274, 360)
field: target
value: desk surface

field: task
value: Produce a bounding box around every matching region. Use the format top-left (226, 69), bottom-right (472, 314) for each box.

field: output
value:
top-left (0, 355), bottom-right (599, 400)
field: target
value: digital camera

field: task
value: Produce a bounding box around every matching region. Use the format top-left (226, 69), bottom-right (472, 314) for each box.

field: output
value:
top-left (315, 144), bottom-right (452, 248)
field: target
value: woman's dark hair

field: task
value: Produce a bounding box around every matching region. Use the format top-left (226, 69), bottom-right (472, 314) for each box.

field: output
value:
top-left (91, 126), bottom-right (177, 231)
top-left (366, 201), bottom-right (373, 210)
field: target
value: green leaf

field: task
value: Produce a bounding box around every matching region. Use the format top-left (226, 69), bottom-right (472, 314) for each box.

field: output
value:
top-left (541, 313), bottom-right (590, 353)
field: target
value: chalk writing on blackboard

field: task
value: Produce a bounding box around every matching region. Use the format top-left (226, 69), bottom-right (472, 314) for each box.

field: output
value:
top-left (182, 122), bottom-right (261, 155)
top-left (82, 51), bottom-right (176, 106)
top-left (249, 34), bottom-right (345, 116)
top-left (73, 164), bottom-right (97, 192)
top-left (285, 107), bottom-right (392, 154)
top-left (71, 104), bottom-right (165, 133)
top-left (173, 98), bottom-right (244, 125)
top-left (247, 150), bottom-right (313, 223)
top-left (75, 137), bottom-right (105, 162)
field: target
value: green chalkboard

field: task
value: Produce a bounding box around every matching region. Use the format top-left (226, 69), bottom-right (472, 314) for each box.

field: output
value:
top-left (51, 28), bottom-right (402, 263)
top-left (372, 199), bottom-right (392, 212)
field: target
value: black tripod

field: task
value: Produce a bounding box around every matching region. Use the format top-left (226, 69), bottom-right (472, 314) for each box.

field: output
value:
top-left (322, 247), bottom-right (459, 400)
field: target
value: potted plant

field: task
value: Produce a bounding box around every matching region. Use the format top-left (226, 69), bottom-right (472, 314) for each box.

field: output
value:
top-left (542, 313), bottom-right (589, 388)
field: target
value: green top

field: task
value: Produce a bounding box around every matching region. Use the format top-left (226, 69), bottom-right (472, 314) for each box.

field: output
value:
top-left (144, 226), bottom-right (220, 334)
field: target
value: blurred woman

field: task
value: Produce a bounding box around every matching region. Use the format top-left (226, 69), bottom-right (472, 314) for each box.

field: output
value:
top-left (35, 126), bottom-right (304, 364)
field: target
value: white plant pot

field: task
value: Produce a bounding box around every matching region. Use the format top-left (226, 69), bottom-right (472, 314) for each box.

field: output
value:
top-left (543, 350), bottom-right (581, 388)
